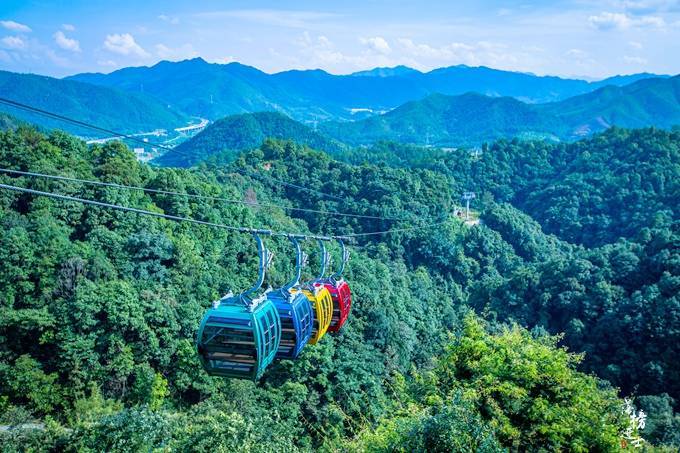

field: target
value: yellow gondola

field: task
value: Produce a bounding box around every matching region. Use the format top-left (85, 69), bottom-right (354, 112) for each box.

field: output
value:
top-left (293, 239), bottom-right (333, 344)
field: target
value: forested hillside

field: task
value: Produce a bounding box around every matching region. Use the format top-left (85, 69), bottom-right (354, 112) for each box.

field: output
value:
top-left (1, 125), bottom-right (679, 450)
top-left (339, 127), bottom-right (680, 248)
top-left (157, 111), bottom-right (345, 167)
top-left (319, 92), bottom-right (562, 146)
top-left (320, 76), bottom-right (680, 147)
top-left (0, 71), bottom-right (186, 136)
top-left (163, 78), bottom-right (680, 166)
top-left (0, 63), bottom-right (676, 151)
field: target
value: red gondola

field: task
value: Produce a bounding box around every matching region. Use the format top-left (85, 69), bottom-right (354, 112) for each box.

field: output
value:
top-left (323, 239), bottom-right (352, 332)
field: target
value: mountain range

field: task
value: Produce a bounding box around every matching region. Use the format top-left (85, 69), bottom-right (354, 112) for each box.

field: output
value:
top-left (66, 57), bottom-right (666, 122)
top-left (154, 74), bottom-right (680, 165)
top-left (1, 59), bottom-right (678, 159)
top-left (319, 75), bottom-right (680, 146)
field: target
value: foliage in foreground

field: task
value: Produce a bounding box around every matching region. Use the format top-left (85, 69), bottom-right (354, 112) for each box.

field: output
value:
top-left (345, 315), bottom-right (628, 452)
top-left (2, 316), bottom-right (638, 452)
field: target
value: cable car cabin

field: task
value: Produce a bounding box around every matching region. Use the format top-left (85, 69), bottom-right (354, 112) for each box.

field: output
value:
top-left (267, 289), bottom-right (314, 359)
top-left (294, 283), bottom-right (333, 344)
top-left (197, 294), bottom-right (281, 381)
top-left (325, 278), bottom-right (352, 332)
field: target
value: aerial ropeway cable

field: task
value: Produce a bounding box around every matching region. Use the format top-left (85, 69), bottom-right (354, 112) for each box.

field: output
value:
top-left (0, 96), bottom-right (169, 151)
top-left (0, 182), bottom-right (452, 239)
top-left (0, 98), bottom-right (457, 380)
top-left (0, 168), bottom-right (411, 222)
top-left (0, 97), bottom-right (360, 204)
top-left (0, 181), bottom-right (453, 380)
top-left (0, 182), bottom-right (333, 239)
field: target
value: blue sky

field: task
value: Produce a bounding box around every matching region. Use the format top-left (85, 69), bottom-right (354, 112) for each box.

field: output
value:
top-left (1, 0), bottom-right (679, 79)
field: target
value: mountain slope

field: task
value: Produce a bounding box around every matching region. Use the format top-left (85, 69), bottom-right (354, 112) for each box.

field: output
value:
top-left (544, 75), bottom-right (680, 136)
top-left (0, 71), bottom-right (186, 136)
top-left (0, 112), bottom-right (28, 131)
top-left (67, 58), bottom-right (665, 122)
top-left (155, 111), bottom-right (345, 167)
top-left (320, 92), bottom-right (561, 146)
top-left (68, 59), bottom-right (283, 121)
top-left (320, 76), bottom-right (680, 146)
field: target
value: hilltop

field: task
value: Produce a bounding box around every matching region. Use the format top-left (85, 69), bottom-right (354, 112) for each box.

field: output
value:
top-left (156, 111), bottom-right (345, 167)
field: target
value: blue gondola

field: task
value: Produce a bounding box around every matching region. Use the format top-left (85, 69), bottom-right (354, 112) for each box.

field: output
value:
top-left (266, 235), bottom-right (314, 359)
top-left (196, 231), bottom-right (281, 381)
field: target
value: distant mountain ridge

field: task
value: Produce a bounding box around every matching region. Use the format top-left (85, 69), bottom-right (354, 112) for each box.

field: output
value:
top-left (350, 65), bottom-right (421, 77)
top-left (67, 58), bottom-right (667, 122)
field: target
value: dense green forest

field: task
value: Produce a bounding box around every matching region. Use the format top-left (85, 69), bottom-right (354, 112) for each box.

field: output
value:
top-left (1, 125), bottom-right (679, 451)
top-left (340, 127), bottom-right (680, 247)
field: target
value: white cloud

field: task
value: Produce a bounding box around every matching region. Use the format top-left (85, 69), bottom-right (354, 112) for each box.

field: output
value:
top-left (588, 12), bottom-right (633, 29)
top-left (399, 38), bottom-right (471, 60)
top-left (638, 15), bottom-right (667, 26)
top-left (629, 40), bottom-right (644, 49)
top-left (158, 14), bottom-right (180, 25)
top-left (45, 48), bottom-right (69, 66)
top-left (155, 43), bottom-right (198, 60)
top-left (564, 48), bottom-right (597, 70)
top-left (566, 48), bottom-right (588, 58)
top-left (0, 20), bottom-right (31, 33)
top-left (394, 38), bottom-right (537, 72)
top-left (290, 32), bottom-right (394, 71)
top-left (103, 33), bottom-right (149, 57)
top-left (0, 35), bottom-right (26, 50)
top-left (53, 30), bottom-right (80, 52)
top-left (208, 56), bottom-right (236, 64)
top-left (588, 11), bottom-right (666, 29)
top-left (62, 24), bottom-right (75, 31)
top-left (97, 59), bottom-right (118, 67)
top-left (624, 55), bottom-right (648, 64)
top-left (361, 36), bottom-right (392, 54)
